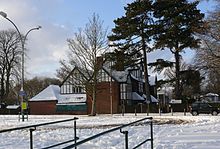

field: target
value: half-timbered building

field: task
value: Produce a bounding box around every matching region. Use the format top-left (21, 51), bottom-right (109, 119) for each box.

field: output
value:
top-left (29, 57), bottom-right (158, 114)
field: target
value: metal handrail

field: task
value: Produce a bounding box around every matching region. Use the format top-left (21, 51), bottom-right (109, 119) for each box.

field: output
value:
top-left (0, 117), bottom-right (78, 149)
top-left (63, 117), bottom-right (153, 149)
top-left (0, 117), bottom-right (153, 149)
top-left (0, 117), bottom-right (78, 133)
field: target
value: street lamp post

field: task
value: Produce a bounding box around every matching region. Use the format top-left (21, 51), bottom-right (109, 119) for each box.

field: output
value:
top-left (0, 11), bottom-right (41, 121)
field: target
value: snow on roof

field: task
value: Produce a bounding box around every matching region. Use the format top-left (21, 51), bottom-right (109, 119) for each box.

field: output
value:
top-left (149, 76), bottom-right (156, 86)
top-left (130, 74), bottom-right (156, 86)
top-left (205, 93), bottom-right (219, 97)
top-left (56, 103), bottom-right (86, 105)
top-left (59, 94), bottom-right (86, 103)
top-left (112, 71), bottom-right (128, 82)
top-left (103, 66), bottom-right (157, 85)
top-left (30, 85), bottom-right (87, 103)
top-left (132, 92), bottom-right (145, 101)
top-left (103, 66), bottom-right (128, 82)
top-left (142, 94), bottom-right (159, 103)
top-left (30, 85), bottom-right (60, 101)
top-left (6, 105), bottom-right (20, 109)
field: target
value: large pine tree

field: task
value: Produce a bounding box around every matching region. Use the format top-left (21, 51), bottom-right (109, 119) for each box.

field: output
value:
top-left (108, 0), bottom-right (153, 102)
top-left (153, 0), bottom-right (204, 100)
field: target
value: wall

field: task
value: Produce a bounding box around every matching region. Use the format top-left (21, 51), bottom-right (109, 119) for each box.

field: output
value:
top-left (87, 82), bottom-right (120, 114)
top-left (56, 104), bottom-right (87, 115)
top-left (29, 100), bottom-right (57, 115)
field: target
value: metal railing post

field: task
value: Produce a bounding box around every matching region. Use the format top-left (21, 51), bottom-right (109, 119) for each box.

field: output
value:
top-left (150, 120), bottom-right (153, 149)
top-left (74, 119), bottom-right (77, 149)
top-left (120, 129), bottom-right (128, 149)
top-left (30, 127), bottom-right (36, 149)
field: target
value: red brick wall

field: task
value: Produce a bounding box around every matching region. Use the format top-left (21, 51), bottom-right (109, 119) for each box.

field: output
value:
top-left (87, 82), bottom-right (120, 114)
top-left (29, 101), bottom-right (57, 115)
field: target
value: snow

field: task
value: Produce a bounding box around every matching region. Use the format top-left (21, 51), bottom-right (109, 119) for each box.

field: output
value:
top-left (103, 66), bottom-right (129, 83)
top-left (6, 105), bottom-right (20, 109)
top-left (29, 85), bottom-right (60, 101)
top-left (205, 93), bottom-right (219, 97)
top-left (142, 94), bottom-right (159, 103)
top-left (29, 85), bottom-right (86, 103)
top-left (59, 94), bottom-right (86, 103)
top-left (1, 113), bottom-right (220, 149)
top-left (56, 103), bottom-right (86, 106)
top-left (130, 74), bottom-right (156, 86)
top-left (132, 92), bottom-right (145, 101)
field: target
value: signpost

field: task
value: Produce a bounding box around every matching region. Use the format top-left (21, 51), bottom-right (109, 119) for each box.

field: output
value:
top-left (19, 91), bottom-right (26, 96)
top-left (19, 91), bottom-right (28, 121)
top-left (170, 99), bottom-right (182, 104)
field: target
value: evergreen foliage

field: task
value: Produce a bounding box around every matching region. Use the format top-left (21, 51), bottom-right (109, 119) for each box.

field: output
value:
top-left (153, 0), bottom-right (204, 100)
top-left (148, 59), bottom-right (175, 73)
top-left (108, 0), bottom-right (153, 102)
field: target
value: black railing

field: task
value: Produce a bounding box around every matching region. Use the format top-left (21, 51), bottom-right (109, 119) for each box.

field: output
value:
top-left (1, 116), bottom-right (153, 149)
top-left (63, 117), bottom-right (153, 149)
top-left (0, 117), bottom-right (78, 149)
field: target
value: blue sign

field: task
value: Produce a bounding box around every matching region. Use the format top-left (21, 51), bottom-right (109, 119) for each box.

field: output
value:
top-left (19, 91), bottom-right (26, 96)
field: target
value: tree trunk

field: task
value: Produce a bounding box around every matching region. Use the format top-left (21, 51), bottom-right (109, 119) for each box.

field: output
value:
top-left (91, 61), bottom-right (98, 116)
top-left (142, 35), bottom-right (151, 102)
top-left (0, 76), bottom-right (5, 100)
top-left (5, 69), bottom-right (11, 100)
top-left (174, 50), bottom-right (181, 100)
top-left (91, 82), bottom-right (97, 116)
top-left (0, 67), bottom-right (5, 101)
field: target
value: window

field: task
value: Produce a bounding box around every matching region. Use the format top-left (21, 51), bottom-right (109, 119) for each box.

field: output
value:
top-left (139, 82), bottom-right (143, 93)
top-left (60, 69), bottom-right (86, 94)
top-left (98, 69), bottom-right (112, 82)
top-left (120, 83), bottom-right (127, 100)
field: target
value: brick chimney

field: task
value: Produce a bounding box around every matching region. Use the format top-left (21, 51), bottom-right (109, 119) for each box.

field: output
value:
top-left (96, 56), bottom-right (104, 69)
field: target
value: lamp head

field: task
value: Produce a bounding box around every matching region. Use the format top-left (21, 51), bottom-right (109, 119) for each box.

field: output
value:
top-left (0, 11), bottom-right (7, 18)
top-left (37, 25), bottom-right (42, 29)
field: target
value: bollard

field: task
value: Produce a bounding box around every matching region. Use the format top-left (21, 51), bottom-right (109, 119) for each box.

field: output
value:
top-left (135, 107), bottom-right (137, 116)
top-left (147, 103), bottom-right (150, 116)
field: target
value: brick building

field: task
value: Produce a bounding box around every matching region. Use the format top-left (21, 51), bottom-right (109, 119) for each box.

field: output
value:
top-left (29, 59), bottom-right (158, 115)
top-left (29, 84), bottom-right (87, 115)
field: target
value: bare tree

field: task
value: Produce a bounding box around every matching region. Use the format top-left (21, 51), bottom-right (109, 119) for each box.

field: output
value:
top-left (57, 13), bottom-right (108, 115)
top-left (0, 29), bottom-right (21, 102)
top-left (194, 1), bottom-right (220, 94)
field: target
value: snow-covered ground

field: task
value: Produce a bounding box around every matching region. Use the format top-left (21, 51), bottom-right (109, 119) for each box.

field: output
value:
top-left (1, 113), bottom-right (220, 149)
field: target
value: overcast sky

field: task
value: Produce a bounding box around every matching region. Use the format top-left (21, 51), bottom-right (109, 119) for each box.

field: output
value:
top-left (0, 0), bottom-right (217, 79)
